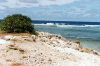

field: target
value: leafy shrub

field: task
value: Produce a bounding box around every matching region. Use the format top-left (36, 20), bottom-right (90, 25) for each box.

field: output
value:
top-left (1, 14), bottom-right (37, 34)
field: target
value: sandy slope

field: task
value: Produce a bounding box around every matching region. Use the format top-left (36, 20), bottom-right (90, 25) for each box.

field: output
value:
top-left (0, 32), bottom-right (99, 66)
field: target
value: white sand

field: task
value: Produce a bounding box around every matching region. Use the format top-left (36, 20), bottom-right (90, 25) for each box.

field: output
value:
top-left (0, 32), bottom-right (99, 66)
top-left (0, 39), bottom-right (11, 44)
top-left (50, 46), bottom-right (100, 66)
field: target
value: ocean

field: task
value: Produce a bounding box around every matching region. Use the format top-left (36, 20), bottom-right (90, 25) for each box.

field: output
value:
top-left (0, 20), bottom-right (100, 51)
top-left (33, 21), bottom-right (100, 51)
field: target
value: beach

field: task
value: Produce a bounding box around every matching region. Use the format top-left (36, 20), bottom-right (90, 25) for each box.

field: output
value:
top-left (0, 32), bottom-right (99, 66)
top-left (34, 24), bottom-right (100, 51)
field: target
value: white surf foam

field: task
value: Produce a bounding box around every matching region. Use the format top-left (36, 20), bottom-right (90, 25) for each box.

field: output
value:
top-left (35, 23), bottom-right (54, 26)
top-left (56, 24), bottom-right (100, 28)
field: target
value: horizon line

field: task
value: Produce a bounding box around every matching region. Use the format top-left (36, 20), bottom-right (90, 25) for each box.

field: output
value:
top-left (0, 19), bottom-right (100, 22)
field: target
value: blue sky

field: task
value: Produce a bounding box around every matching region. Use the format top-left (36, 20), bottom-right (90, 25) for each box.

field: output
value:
top-left (0, 0), bottom-right (100, 22)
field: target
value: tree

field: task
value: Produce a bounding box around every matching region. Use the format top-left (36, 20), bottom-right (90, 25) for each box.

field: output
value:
top-left (1, 14), bottom-right (37, 34)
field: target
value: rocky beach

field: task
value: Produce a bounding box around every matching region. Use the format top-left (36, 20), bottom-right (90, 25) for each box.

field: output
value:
top-left (0, 32), bottom-right (99, 66)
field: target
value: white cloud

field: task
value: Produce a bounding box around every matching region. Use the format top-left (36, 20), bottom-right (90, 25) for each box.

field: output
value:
top-left (39, 0), bottom-right (76, 6)
top-left (0, 0), bottom-right (7, 2)
top-left (0, 0), bottom-right (39, 9)
top-left (0, 0), bottom-right (76, 9)
top-left (83, 13), bottom-right (91, 17)
top-left (0, 6), bottom-right (5, 9)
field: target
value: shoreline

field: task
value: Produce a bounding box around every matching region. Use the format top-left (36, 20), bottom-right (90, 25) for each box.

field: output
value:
top-left (66, 38), bottom-right (100, 52)
top-left (34, 24), bottom-right (100, 52)
top-left (0, 32), bottom-right (100, 66)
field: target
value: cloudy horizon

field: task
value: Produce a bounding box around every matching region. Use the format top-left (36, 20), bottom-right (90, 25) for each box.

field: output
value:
top-left (0, 0), bottom-right (100, 22)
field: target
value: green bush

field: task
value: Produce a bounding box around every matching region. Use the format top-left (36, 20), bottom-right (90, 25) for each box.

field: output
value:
top-left (1, 14), bottom-right (37, 34)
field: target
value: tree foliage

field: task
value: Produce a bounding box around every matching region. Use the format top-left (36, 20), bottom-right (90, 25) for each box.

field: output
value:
top-left (1, 14), bottom-right (36, 34)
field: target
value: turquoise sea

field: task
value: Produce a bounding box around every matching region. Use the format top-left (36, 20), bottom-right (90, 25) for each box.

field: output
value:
top-left (34, 24), bottom-right (100, 51)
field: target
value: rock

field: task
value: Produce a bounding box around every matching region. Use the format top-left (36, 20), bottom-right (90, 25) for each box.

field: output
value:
top-left (79, 45), bottom-right (83, 49)
top-left (93, 50), bottom-right (100, 56)
top-left (80, 48), bottom-right (93, 53)
top-left (21, 36), bottom-right (29, 38)
top-left (5, 35), bottom-right (35, 42)
top-left (73, 40), bottom-right (80, 45)
top-left (23, 38), bottom-right (33, 42)
top-left (4, 35), bottom-right (13, 40)
top-left (31, 35), bottom-right (36, 39)
top-left (10, 36), bottom-right (22, 41)
top-left (31, 35), bottom-right (37, 42)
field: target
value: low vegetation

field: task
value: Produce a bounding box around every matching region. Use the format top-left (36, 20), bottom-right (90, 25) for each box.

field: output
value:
top-left (0, 14), bottom-right (38, 35)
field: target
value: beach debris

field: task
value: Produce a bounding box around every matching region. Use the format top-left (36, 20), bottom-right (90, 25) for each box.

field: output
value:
top-left (11, 62), bottom-right (24, 66)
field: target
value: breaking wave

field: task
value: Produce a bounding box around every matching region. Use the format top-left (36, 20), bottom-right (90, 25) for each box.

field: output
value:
top-left (34, 23), bottom-right (54, 26)
top-left (56, 24), bottom-right (100, 28)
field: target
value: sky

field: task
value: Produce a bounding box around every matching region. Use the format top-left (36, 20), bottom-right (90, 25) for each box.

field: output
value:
top-left (0, 0), bottom-right (100, 22)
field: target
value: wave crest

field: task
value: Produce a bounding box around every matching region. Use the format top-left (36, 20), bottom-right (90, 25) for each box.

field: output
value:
top-left (56, 25), bottom-right (100, 28)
